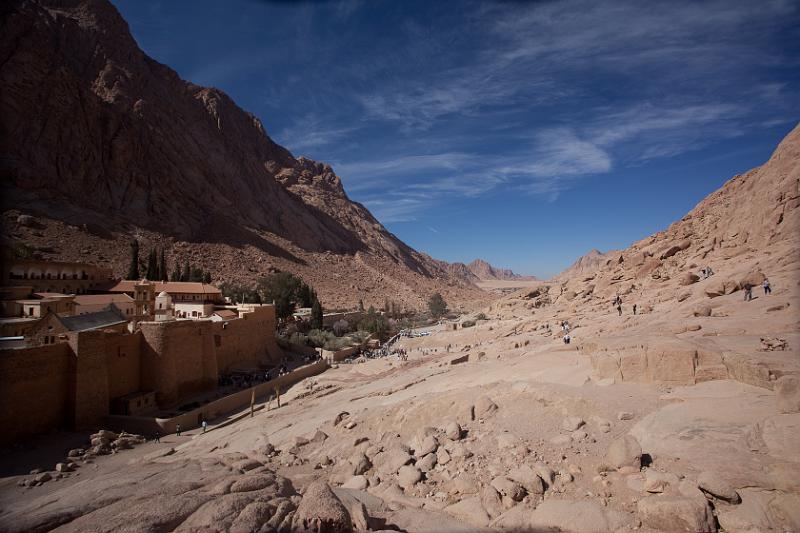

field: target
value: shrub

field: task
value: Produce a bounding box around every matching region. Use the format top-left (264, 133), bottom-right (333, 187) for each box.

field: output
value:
top-left (461, 320), bottom-right (476, 328)
top-left (476, 313), bottom-right (487, 321)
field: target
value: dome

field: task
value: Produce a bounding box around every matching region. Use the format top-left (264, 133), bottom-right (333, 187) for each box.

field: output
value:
top-left (157, 291), bottom-right (170, 298)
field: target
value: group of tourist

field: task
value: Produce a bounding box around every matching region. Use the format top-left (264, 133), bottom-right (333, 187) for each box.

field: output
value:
top-left (744, 277), bottom-right (772, 301)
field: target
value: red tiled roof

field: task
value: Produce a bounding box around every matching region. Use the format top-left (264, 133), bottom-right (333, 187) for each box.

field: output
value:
top-left (107, 281), bottom-right (222, 295)
top-left (213, 309), bottom-right (238, 319)
top-left (74, 294), bottom-right (134, 305)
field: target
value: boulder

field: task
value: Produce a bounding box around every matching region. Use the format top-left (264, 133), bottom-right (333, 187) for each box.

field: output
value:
top-left (33, 472), bottom-right (52, 483)
top-left (349, 502), bottom-right (369, 531)
top-left (417, 452), bottom-right (437, 473)
top-left (397, 465), bottom-right (422, 489)
top-left (508, 465), bottom-right (546, 494)
top-left (436, 447), bottom-right (451, 465)
top-left (341, 475), bottom-right (368, 490)
top-left (349, 452), bottom-right (371, 476)
top-left (697, 471), bottom-right (740, 504)
top-left (561, 416), bottom-right (585, 431)
top-left (605, 434), bottom-right (642, 470)
top-left (692, 305), bottom-right (712, 317)
top-left (55, 463), bottom-right (72, 473)
top-left (490, 476), bottom-right (526, 501)
top-left (376, 448), bottom-right (412, 474)
top-left (739, 271), bottom-right (766, 288)
top-left (294, 481), bottom-right (352, 532)
top-left (444, 496), bottom-right (490, 527)
top-left (528, 499), bottom-right (628, 533)
top-left (416, 435), bottom-right (438, 456)
top-left (310, 430), bottom-right (328, 444)
top-left (617, 411), bottom-right (635, 420)
top-left (480, 486), bottom-right (504, 519)
top-left (637, 496), bottom-right (716, 532)
top-left (443, 420), bottom-right (462, 440)
top-left (680, 272), bottom-right (700, 286)
top-left (474, 396), bottom-right (498, 417)
top-left (776, 376), bottom-right (800, 413)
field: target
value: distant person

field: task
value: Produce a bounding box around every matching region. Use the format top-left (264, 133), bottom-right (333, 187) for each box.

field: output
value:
top-left (744, 283), bottom-right (753, 301)
top-left (633, 304), bottom-right (637, 315)
top-left (154, 431), bottom-right (161, 443)
top-left (176, 424), bottom-right (181, 437)
top-left (563, 334), bottom-right (571, 345)
top-left (763, 278), bottom-right (772, 295)
top-left (202, 420), bottom-right (208, 433)
top-left (617, 304), bottom-right (622, 316)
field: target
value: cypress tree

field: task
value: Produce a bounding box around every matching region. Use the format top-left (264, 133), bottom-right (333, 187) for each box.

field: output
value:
top-left (311, 295), bottom-right (323, 330)
top-left (202, 271), bottom-right (212, 284)
top-left (170, 261), bottom-right (181, 282)
top-left (127, 239), bottom-right (140, 280)
top-left (181, 261), bottom-right (190, 282)
top-left (145, 248), bottom-right (158, 280)
top-left (159, 248), bottom-right (168, 281)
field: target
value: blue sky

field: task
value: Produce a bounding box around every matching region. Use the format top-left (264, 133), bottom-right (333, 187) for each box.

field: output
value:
top-left (113, 0), bottom-right (799, 278)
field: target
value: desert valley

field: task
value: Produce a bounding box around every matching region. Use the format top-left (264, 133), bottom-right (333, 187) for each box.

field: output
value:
top-left (0, 1), bottom-right (798, 532)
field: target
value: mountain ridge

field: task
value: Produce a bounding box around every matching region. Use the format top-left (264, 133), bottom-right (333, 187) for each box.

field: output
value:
top-left (0, 0), bottom-right (487, 311)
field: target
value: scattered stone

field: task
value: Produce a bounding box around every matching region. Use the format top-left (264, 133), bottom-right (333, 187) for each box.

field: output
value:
top-left (605, 434), bottom-right (642, 470)
top-left (491, 476), bottom-right (526, 501)
top-left (509, 464), bottom-right (546, 494)
top-left (55, 463), bottom-right (72, 473)
top-left (333, 411), bottom-right (350, 426)
top-left (760, 337), bottom-right (788, 351)
top-left (496, 432), bottom-right (518, 449)
top-left (417, 452), bottom-right (437, 473)
top-left (436, 447), bottom-right (451, 465)
top-left (697, 471), bottom-right (741, 504)
top-left (692, 305), bottom-right (712, 317)
top-left (637, 496), bottom-right (716, 532)
top-left (480, 485), bottom-right (504, 519)
top-left (293, 481), bottom-right (352, 532)
top-left (571, 430), bottom-right (588, 441)
top-left (528, 499), bottom-right (628, 533)
top-left (343, 421), bottom-right (357, 430)
top-left (67, 449), bottom-right (84, 458)
top-left (397, 465), bottom-right (422, 489)
top-left (310, 430), bottom-right (328, 444)
top-left (444, 420), bottom-right (462, 440)
top-left (417, 435), bottom-right (438, 456)
top-left (445, 496), bottom-right (491, 526)
top-left (474, 395), bottom-right (498, 418)
top-left (342, 475), bottom-right (368, 490)
top-left (617, 411), bottom-right (635, 421)
top-left (34, 472), bottom-right (51, 484)
top-left (377, 448), bottom-right (412, 474)
top-left (349, 452), bottom-right (371, 476)
top-left (680, 272), bottom-right (699, 286)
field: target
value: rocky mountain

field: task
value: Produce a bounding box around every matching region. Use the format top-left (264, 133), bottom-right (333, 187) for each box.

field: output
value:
top-left (554, 248), bottom-right (616, 280)
top-left (467, 259), bottom-right (537, 281)
top-left (0, 0), bottom-right (488, 311)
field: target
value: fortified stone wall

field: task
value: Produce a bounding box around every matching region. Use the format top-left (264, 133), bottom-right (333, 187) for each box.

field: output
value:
top-left (0, 343), bottom-right (71, 444)
top-left (214, 305), bottom-right (282, 373)
top-left (104, 331), bottom-right (142, 400)
top-left (139, 321), bottom-right (217, 408)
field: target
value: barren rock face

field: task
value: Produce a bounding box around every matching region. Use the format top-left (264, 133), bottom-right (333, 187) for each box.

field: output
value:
top-left (0, 0), bottom-right (488, 311)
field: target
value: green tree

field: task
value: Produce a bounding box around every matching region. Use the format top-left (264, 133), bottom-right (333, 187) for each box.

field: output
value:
top-left (181, 261), bottom-right (190, 282)
top-left (127, 239), bottom-right (140, 280)
top-left (202, 271), bottom-right (212, 284)
top-left (358, 299), bottom-right (365, 312)
top-left (310, 296), bottom-right (323, 330)
top-left (170, 261), bottom-right (181, 282)
top-left (158, 248), bottom-right (168, 281)
top-left (256, 272), bottom-right (301, 320)
top-left (428, 292), bottom-right (448, 319)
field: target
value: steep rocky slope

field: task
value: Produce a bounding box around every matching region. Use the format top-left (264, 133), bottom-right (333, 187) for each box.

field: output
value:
top-left (0, 0), bottom-right (487, 311)
top-left (490, 122), bottom-right (800, 388)
top-left (554, 248), bottom-right (615, 281)
top-left (466, 259), bottom-right (537, 281)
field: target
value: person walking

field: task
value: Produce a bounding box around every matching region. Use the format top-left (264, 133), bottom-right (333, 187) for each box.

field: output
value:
top-left (202, 420), bottom-right (208, 433)
top-left (633, 304), bottom-right (637, 315)
top-left (176, 424), bottom-right (181, 437)
top-left (617, 303), bottom-right (622, 316)
top-left (744, 283), bottom-right (753, 301)
top-left (154, 431), bottom-right (161, 443)
top-left (763, 278), bottom-right (772, 295)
